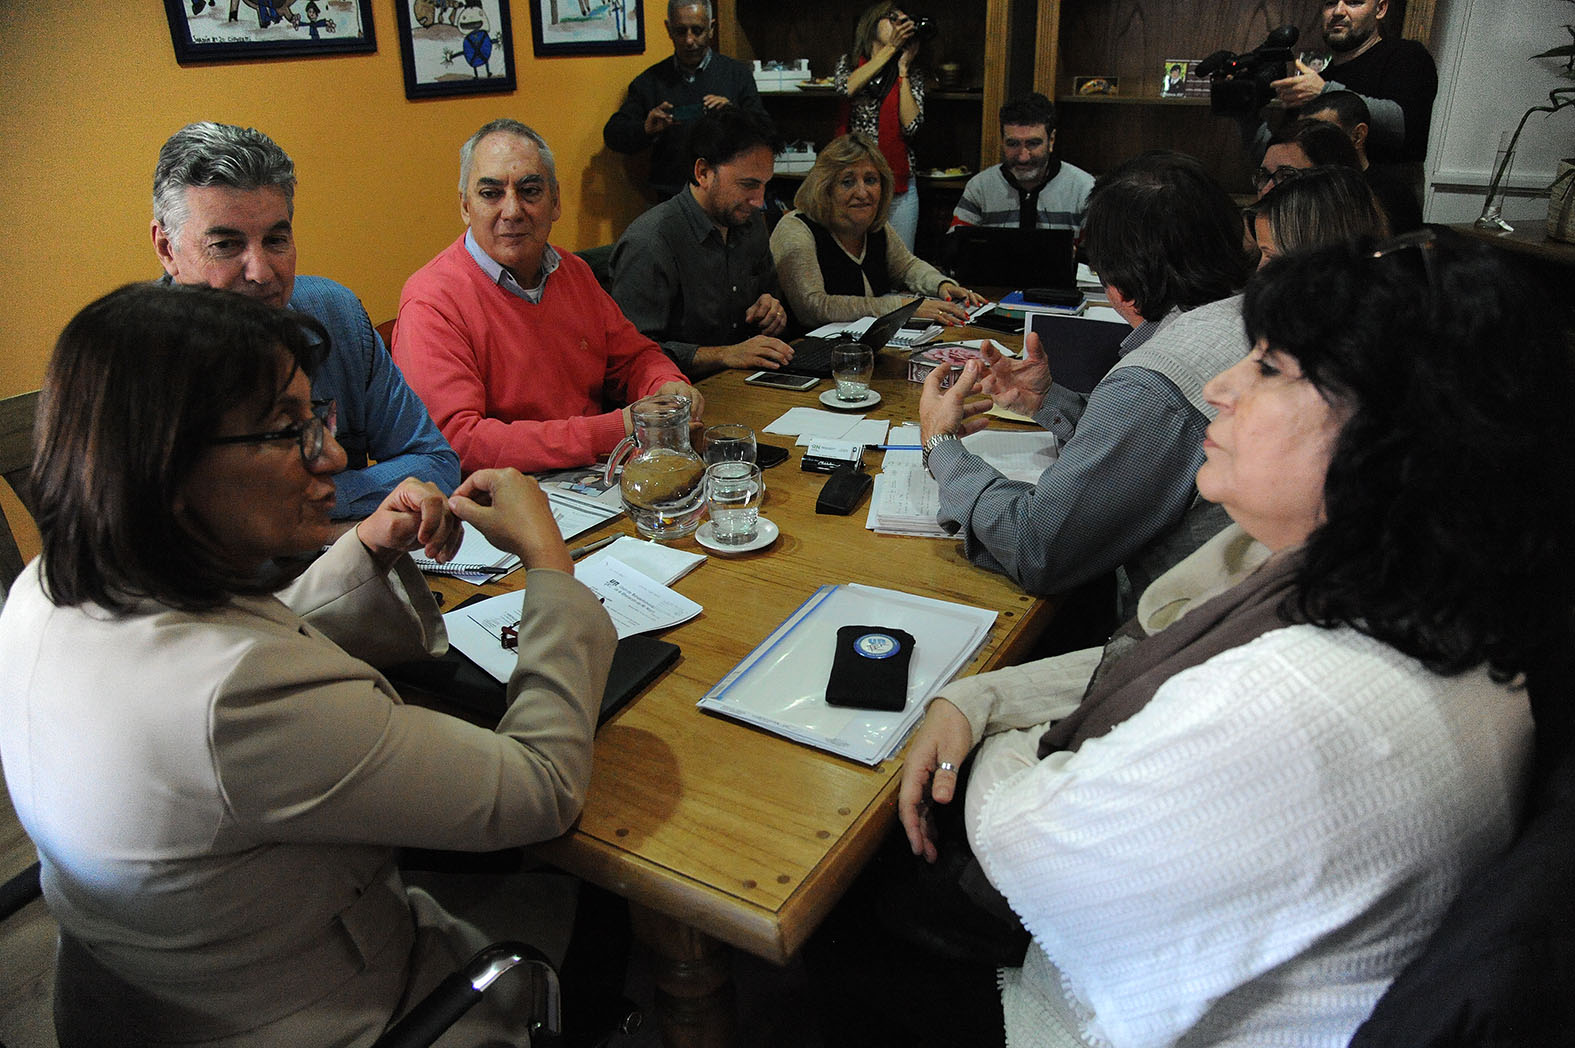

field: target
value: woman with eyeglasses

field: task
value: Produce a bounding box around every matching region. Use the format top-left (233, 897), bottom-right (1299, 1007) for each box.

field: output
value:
top-left (1255, 116), bottom-right (1362, 198)
top-left (771, 132), bottom-right (985, 329)
top-left (885, 233), bottom-right (1573, 1047)
top-left (0, 283), bottom-right (616, 1046)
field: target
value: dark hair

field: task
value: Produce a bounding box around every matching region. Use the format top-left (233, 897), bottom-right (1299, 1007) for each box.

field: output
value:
top-left (1245, 234), bottom-right (1575, 682)
top-left (999, 92), bottom-right (1056, 134)
top-left (1302, 90), bottom-right (1371, 135)
top-left (1254, 166), bottom-right (1389, 257)
top-left (1082, 151), bottom-right (1252, 319)
top-left (686, 107), bottom-right (780, 185)
top-left (1267, 117), bottom-right (1361, 169)
top-left (33, 283), bottom-right (327, 612)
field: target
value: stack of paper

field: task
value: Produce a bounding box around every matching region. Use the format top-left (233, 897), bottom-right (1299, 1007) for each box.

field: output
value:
top-left (576, 536), bottom-right (705, 586)
top-left (764, 408), bottom-right (890, 449)
top-left (447, 552), bottom-right (703, 681)
top-left (696, 583), bottom-right (998, 765)
top-left (865, 424), bottom-right (1060, 537)
top-left (868, 464), bottom-right (952, 537)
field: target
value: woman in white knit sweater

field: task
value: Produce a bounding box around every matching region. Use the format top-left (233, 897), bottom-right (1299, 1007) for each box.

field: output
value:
top-left (892, 232), bottom-right (1574, 1047)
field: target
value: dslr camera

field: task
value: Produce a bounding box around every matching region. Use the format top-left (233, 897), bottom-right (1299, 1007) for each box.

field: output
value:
top-left (1194, 26), bottom-right (1299, 116)
top-left (910, 15), bottom-right (938, 42)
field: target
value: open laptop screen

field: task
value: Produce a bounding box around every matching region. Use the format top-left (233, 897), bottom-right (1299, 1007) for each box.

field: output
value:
top-left (942, 226), bottom-right (1077, 289)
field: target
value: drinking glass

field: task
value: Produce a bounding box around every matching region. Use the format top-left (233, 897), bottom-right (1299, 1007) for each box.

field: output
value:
top-left (1297, 50), bottom-right (1331, 73)
top-left (705, 461), bottom-right (764, 545)
top-left (831, 341), bottom-right (875, 402)
top-left (702, 423), bottom-right (757, 466)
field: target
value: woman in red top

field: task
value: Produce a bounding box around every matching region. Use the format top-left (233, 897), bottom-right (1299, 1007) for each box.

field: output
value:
top-left (836, 2), bottom-right (926, 249)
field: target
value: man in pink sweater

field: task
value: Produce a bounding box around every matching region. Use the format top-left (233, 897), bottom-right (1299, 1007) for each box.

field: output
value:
top-left (395, 118), bottom-right (702, 474)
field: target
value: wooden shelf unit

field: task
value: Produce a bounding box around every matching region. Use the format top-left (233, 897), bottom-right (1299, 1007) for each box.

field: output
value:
top-left (716, 0), bottom-right (1042, 172)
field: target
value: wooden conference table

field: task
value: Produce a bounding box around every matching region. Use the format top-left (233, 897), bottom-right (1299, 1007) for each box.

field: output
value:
top-left (427, 328), bottom-right (1058, 1046)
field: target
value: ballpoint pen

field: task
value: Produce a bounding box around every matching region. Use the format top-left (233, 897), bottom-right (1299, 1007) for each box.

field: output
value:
top-left (865, 444), bottom-right (923, 451)
top-left (569, 534), bottom-right (619, 560)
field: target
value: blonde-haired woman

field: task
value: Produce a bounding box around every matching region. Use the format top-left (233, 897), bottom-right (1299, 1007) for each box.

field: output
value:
top-left (770, 133), bottom-right (983, 328)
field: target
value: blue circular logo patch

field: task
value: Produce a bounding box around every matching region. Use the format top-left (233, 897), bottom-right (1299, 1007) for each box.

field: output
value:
top-left (855, 632), bottom-right (900, 659)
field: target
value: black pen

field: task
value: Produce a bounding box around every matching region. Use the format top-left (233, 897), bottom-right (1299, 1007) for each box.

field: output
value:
top-left (866, 444), bottom-right (923, 451)
top-left (569, 535), bottom-right (619, 560)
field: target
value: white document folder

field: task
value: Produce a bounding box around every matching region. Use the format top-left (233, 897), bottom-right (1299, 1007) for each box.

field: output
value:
top-left (696, 583), bottom-right (997, 765)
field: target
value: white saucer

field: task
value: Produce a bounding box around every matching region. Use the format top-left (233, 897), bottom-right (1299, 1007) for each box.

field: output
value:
top-left (696, 517), bottom-right (779, 554)
top-left (819, 388), bottom-right (882, 410)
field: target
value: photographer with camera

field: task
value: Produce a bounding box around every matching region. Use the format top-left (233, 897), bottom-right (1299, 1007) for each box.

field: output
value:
top-left (1272, 0), bottom-right (1436, 166)
top-left (1217, 1), bottom-right (1435, 174)
top-left (835, 2), bottom-right (934, 249)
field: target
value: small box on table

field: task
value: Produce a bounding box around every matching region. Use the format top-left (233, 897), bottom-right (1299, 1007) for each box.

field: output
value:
top-left (907, 344), bottom-right (987, 389)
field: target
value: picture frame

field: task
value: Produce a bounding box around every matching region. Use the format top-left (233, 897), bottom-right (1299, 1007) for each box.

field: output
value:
top-left (1160, 60), bottom-right (1188, 97)
top-left (395, 0), bottom-right (517, 99)
top-left (163, 0), bottom-right (376, 64)
top-left (528, 0), bottom-right (644, 57)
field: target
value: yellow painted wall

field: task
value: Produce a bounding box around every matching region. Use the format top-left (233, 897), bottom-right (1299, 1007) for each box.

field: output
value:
top-left (0, 0), bottom-right (664, 402)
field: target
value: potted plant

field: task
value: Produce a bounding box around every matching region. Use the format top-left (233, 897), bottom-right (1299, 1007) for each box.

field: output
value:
top-left (1473, 0), bottom-right (1575, 237)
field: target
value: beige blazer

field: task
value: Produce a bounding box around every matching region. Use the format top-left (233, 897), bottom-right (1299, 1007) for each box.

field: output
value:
top-left (0, 531), bottom-right (616, 1047)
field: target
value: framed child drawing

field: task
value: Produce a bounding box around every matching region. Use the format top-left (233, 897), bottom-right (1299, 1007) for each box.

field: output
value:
top-left (396, 0), bottom-right (518, 99)
top-left (528, 0), bottom-right (644, 57)
top-left (164, 0), bottom-right (376, 63)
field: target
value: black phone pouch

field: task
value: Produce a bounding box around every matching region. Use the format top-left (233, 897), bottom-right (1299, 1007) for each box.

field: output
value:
top-left (825, 625), bottom-right (917, 711)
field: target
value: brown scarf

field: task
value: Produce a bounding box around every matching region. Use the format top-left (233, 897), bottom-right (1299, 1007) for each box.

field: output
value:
top-left (1037, 549), bottom-right (1303, 758)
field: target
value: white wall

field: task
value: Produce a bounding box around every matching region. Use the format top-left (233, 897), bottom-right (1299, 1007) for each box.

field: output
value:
top-left (1426, 0), bottom-right (1575, 225)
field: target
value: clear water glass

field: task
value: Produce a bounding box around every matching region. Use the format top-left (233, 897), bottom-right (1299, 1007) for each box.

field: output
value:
top-left (831, 341), bottom-right (874, 401)
top-left (702, 423), bottom-right (757, 466)
top-left (705, 461), bottom-right (764, 545)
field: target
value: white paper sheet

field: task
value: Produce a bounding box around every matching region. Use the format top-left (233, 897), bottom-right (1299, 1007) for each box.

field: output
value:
top-left (764, 407), bottom-right (867, 439)
top-left (576, 536), bottom-right (705, 586)
top-left (572, 556), bottom-right (702, 639)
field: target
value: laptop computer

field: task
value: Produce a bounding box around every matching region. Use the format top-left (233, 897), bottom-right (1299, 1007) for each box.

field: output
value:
top-left (942, 226), bottom-right (1078, 289)
top-left (781, 298), bottom-right (924, 377)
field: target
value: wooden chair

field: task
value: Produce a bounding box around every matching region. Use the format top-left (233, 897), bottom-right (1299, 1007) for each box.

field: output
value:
top-left (1, 389), bottom-right (39, 595)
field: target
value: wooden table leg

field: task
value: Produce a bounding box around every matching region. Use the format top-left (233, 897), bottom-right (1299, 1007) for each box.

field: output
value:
top-left (629, 904), bottom-right (738, 1048)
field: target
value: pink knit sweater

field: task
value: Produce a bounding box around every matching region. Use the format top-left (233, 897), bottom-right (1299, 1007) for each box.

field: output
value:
top-left (395, 237), bottom-right (687, 473)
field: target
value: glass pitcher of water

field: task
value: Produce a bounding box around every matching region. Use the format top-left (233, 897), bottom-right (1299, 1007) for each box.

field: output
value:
top-left (602, 393), bottom-right (707, 540)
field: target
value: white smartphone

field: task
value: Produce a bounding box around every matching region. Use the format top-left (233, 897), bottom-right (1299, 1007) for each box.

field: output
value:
top-left (744, 371), bottom-right (819, 391)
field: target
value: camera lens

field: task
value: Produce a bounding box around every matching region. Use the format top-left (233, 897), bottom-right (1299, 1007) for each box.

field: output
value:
top-left (913, 16), bottom-right (937, 41)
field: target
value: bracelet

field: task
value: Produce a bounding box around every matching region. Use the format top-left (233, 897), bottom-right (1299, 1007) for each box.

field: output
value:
top-left (922, 432), bottom-right (960, 477)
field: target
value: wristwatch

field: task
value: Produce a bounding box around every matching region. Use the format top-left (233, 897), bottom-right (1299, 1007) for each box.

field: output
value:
top-left (922, 431), bottom-right (960, 477)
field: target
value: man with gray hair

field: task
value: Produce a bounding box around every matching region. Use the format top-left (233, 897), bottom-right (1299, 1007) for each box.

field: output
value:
top-left (394, 119), bottom-right (698, 474)
top-left (151, 121), bottom-right (458, 521)
top-left (602, 0), bottom-right (768, 199)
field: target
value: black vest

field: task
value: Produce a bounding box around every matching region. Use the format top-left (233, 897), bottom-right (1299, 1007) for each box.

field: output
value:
top-left (794, 213), bottom-right (891, 297)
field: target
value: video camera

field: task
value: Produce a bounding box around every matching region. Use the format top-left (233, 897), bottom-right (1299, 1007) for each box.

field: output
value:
top-left (1194, 25), bottom-right (1299, 117)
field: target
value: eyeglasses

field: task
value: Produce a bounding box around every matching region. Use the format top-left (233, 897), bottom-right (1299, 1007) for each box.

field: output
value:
top-left (1369, 229), bottom-right (1442, 300)
top-left (209, 399), bottom-right (338, 465)
top-left (1253, 165), bottom-right (1305, 192)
